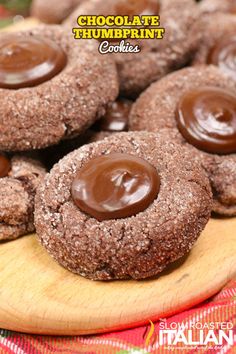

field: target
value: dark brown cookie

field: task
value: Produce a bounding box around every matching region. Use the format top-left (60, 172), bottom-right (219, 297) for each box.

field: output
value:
top-left (0, 153), bottom-right (46, 241)
top-left (41, 98), bottom-right (133, 168)
top-left (35, 131), bottom-right (212, 280)
top-left (31, 0), bottom-right (84, 24)
top-left (92, 98), bottom-right (132, 133)
top-left (64, 0), bottom-right (200, 97)
top-left (129, 66), bottom-right (236, 216)
top-left (192, 13), bottom-right (236, 73)
top-left (88, 97), bottom-right (133, 142)
top-left (0, 25), bottom-right (118, 152)
top-left (198, 0), bottom-right (236, 15)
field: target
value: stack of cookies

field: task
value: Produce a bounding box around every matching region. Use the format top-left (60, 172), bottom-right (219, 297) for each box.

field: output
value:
top-left (0, 0), bottom-right (234, 281)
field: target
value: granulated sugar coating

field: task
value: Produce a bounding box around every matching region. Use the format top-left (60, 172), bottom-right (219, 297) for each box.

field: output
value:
top-left (198, 0), bottom-right (236, 15)
top-left (35, 131), bottom-right (212, 280)
top-left (192, 13), bottom-right (236, 67)
top-left (129, 66), bottom-right (236, 216)
top-left (64, 0), bottom-right (200, 97)
top-left (0, 155), bottom-right (46, 241)
top-left (0, 25), bottom-right (119, 152)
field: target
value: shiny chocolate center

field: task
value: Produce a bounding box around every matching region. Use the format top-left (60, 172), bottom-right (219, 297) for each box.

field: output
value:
top-left (175, 87), bottom-right (236, 154)
top-left (0, 154), bottom-right (11, 177)
top-left (0, 36), bottom-right (67, 89)
top-left (71, 153), bottom-right (160, 221)
top-left (115, 0), bottom-right (160, 16)
top-left (207, 36), bottom-right (236, 78)
top-left (93, 99), bottom-right (132, 132)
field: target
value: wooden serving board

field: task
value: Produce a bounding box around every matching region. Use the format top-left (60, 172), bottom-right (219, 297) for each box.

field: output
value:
top-left (0, 217), bottom-right (235, 336)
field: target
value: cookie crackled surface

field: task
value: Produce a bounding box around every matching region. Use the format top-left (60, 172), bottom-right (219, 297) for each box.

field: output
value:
top-left (0, 154), bottom-right (46, 241)
top-left (192, 13), bottom-right (236, 80)
top-left (35, 132), bottom-right (212, 280)
top-left (129, 66), bottom-right (236, 216)
top-left (198, 0), bottom-right (236, 15)
top-left (0, 25), bottom-right (119, 151)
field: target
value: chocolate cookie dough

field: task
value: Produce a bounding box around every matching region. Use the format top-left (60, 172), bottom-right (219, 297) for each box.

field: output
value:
top-left (192, 13), bottom-right (236, 80)
top-left (92, 98), bottom-right (131, 133)
top-left (41, 98), bottom-right (133, 169)
top-left (35, 132), bottom-right (212, 280)
top-left (31, 0), bottom-right (84, 24)
top-left (0, 25), bottom-right (118, 151)
top-left (198, 0), bottom-right (236, 15)
top-left (64, 0), bottom-right (200, 97)
top-left (0, 153), bottom-right (45, 241)
top-left (130, 66), bottom-right (236, 216)
top-left (89, 98), bottom-right (132, 142)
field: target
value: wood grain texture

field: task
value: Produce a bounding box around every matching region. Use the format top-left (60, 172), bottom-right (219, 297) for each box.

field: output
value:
top-left (0, 218), bottom-right (235, 335)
